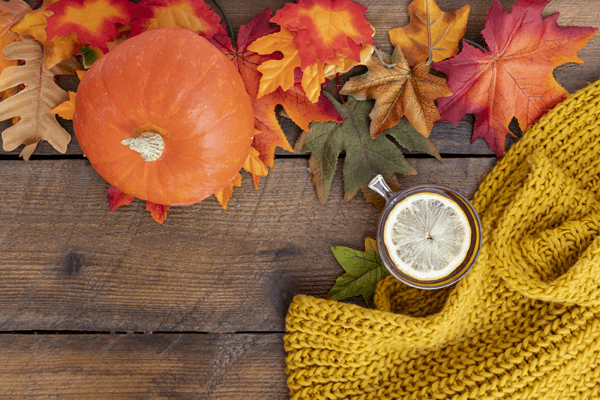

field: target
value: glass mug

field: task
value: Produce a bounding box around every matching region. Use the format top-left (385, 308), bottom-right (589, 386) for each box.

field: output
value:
top-left (368, 175), bottom-right (482, 289)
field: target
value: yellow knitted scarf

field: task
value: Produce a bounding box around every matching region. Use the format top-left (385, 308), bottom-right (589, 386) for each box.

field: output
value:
top-left (285, 80), bottom-right (600, 399)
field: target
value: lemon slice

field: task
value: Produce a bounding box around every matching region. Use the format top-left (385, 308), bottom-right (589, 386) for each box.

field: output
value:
top-left (383, 192), bottom-right (471, 281)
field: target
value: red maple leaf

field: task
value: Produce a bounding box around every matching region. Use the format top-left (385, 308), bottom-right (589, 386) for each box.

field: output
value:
top-left (271, 0), bottom-right (374, 69)
top-left (107, 185), bottom-right (170, 223)
top-left (107, 185), bottom-right (134, 210)
top-left (211, 8), bottom-right (341, 186)
top-left (46, 0), bottom-right (134, 52)
top-left (130, 0), bottom-right (226, 38)
top-left (433, 0), bottom-right (597, 158)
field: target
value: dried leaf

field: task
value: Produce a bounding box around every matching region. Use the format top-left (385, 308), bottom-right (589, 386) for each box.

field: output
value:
top-left (361, 174), bottom-right (400, 212)
top-left (107, 185), bottom-right (134, 210)
top-left (46, 0), bottom-right (134, 52)
top-left (388, 0), bottom-right (469, 66)
top-left (0, 0), bottom-right (30, 38)
top-left (146, 201), bottom-right (170, 224)
top-left (295, 93), bottom-right (420, 204)
top-left (341, 47), bottom-right (451, 138)
top-left (328, 239), bottom-right (389, 304)
top-left (131, 0), bottom-right (226, 38)
top-left (0, 30), bottom-right (20, 100)
top-left (433, 0), bottom-right (597, 158)
top-left (271, 0), bottom-right (375, 68)
top-left (11, 0), bottom-right (81, 69)
top-left (213, 173), bottom-right (242, 210)
top-left (50, 90), bottom-right (76, 120)
top-left (0, 37), bottom-right (71, 160)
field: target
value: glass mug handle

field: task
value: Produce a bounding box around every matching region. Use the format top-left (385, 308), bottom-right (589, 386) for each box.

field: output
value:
top-left (368, 174), bottom-right (394, 203)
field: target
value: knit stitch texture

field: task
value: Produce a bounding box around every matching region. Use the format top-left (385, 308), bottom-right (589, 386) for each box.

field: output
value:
top-left (284, 80), bottom-right (600, 399)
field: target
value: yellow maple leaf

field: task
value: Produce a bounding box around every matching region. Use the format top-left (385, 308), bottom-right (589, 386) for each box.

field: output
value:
top-left (388, 0), bottom-right (470, 66)
top-left (0, 37), bottom-right (72, 160)
top-left (323, 44), bottom-right (374, 79)
top-left (300, 62), bottom-right (325, 104)
top-left (214, 173), bottom-right (242, 210)
top-left (10, 0), bottom-right (79, 69)
top-left (243, 145), bottom-right (269, 190)
top-left (248, 28), bottom-right (301, 99)
top-left (50, 90), bottom-right (76, 120)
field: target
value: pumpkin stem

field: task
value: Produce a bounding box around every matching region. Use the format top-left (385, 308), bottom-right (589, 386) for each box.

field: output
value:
top-left (122, 131), bottom-right (165, 161)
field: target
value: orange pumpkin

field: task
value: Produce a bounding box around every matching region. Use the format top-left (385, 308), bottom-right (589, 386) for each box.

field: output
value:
top-left (73, 28), bottom-right (254, 205)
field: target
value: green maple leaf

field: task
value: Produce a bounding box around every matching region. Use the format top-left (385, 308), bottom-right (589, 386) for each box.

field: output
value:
top-left (295, 93), bottom-right (442, 204)
top-left (328, 239), bottom-right (390, 304)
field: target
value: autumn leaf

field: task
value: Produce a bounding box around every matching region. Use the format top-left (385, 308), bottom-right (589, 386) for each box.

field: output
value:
top-left (0, 37), bottom-right (74, 160)
top-left (328, 239), bottom-right (389, 304)
top-left (130, 0), bottom-right (226, 38)
top-left (323, 44), bottom-right (374, 79)
top-left (248, 27), bottom-right (374, 103)
top-left (388, 0), bottom-right (469, 66)
top-left (296, 93), bottom-right (442, 204)
top-left (146, 201), bottom-right (170, 224)
top-left (271, 0), bottom-right (375, 69)
top-left (46, 0), bottom-right (134, 52)
top-left (247, 28), bottom-right (302, 98)
top-left (0, 0), bottom-right (30, 38)
top-left (211, 9), bottom-right (341, 187)
top-left (50, 90), bottom-right (76, 120)
top-left (107, 185), bottom-right (134, 210)
top-left (243, 146), bottom-right (268, 190)
top-left (341, 47), bottom-right (451, 138)
top-left (108, 185), bottom-right (170, 223)
top-left (213, 173), bottom-right (242, 210)
top-left (433, 0), bottom-right (597, 158)
top-left (0, 31), bottom-right (20, 100)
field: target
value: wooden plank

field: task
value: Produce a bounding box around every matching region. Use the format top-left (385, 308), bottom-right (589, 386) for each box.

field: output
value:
top-left (0, 157), bottom-right (495, 333)
top-left (1, 0), bottom-right (597, 157)
top-left (0, 333), bottom-right (287, 399)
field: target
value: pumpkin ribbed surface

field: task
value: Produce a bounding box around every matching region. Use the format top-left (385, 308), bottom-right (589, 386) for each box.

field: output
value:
top-left (74, 28), bottom-right (254, 205)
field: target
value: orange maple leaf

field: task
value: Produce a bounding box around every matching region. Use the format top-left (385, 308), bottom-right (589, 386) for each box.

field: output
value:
top-left (388, 0), bottom-right (469, 66)
top-left (211, 8), bottom-right (341, 188)
top-left (50, 90), bottom-right (76, 120)
top-left (146, 201), bottom-right (170, 224)
top-left (433, 0), bottom-right (597, 158)
top-left (213, 173), bottom-right (242, 210)
top-left (130, 0), bottom-right (225, 38)
top-left (10, 0), bottom-right (80, 69)
top-left (46, 0), bottom-right (134, 52)
top-left (246, 27), bottom-right (330, 103)
top-left (242, 139), bottom-right (269, 190)
top-left (271, 0), bottom-right (375, 69)
top-left (341, 47), bottom-right (451, 138)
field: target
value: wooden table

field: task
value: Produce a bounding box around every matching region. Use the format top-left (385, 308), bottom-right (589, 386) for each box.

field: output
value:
top-left (0, 0), bottom-right (598, 398)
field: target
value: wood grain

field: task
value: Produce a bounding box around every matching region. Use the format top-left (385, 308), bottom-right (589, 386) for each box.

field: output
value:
top-left (1, 0), bottom-right (597, 157)
top-left (0, 157), bottom-right (495, 333)
top-left (0, 333), bottom-right (287, 399)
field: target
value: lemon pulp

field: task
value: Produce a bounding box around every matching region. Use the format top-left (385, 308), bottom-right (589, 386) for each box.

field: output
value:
top-left (383, 192), bottom-right (471, 281)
